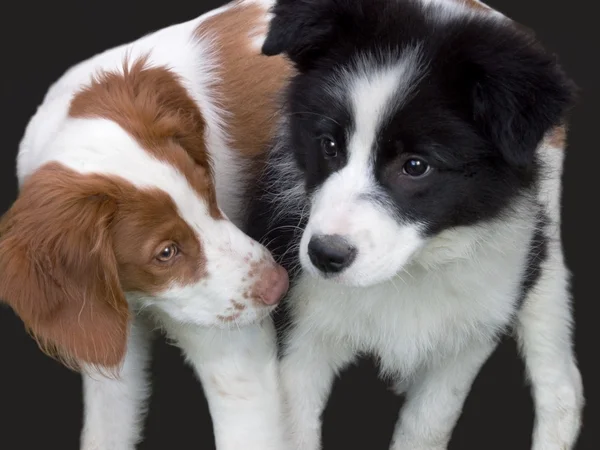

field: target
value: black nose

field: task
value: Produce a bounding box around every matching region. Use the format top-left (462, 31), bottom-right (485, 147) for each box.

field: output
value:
top-left (307, 234), bottom-right (357, 274)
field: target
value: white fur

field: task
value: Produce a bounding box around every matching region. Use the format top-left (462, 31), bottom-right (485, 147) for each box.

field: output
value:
top-left (160, 314), bottom-right (287, 450)
top-left (15, 1), bottom-right (288, 449)
top-left (278, 48), bottom-right (582, 450)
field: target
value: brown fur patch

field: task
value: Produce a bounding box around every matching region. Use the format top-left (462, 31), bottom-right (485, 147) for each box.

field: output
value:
top-left (458, 0), bottom-right (491, 11)
top-left (195, 1), bottom-right (293, 159)
top-left (232, 300), bottom-right (246, 311)
top-left (0, 163), bottom-right (206, 369)
top-left (217, 313), bottom-right (240, 323)
top-left (547, 125), bottom-right (567, 148)
top-left (69, 57), bottom-right (222, 219)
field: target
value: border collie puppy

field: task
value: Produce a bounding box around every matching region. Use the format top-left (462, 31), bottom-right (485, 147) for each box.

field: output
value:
top-left (246, 0), bottom-right (583, 448)
top-left (0, 1), bottom-right (293, 448)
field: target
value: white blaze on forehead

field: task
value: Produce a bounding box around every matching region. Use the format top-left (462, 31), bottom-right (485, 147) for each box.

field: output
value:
top-left (345, 48), bottom-right (425, 172)
top-left (42, 118), bottom-right (219, 232)
top-left (301, 52), bottom-right (429, 283)
top-left (308, 48), bottom-right (426, 233)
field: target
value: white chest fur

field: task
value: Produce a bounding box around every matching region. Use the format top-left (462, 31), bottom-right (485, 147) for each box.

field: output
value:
top-left (288, 211), bottom-right (531, 376)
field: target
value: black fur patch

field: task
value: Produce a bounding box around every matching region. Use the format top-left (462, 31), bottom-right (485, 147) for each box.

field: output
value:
top-left (258, 0), bottom-right (576, 238)
top-left (516, 212), bottom-right (550, 309)
top-left (244, 147), bottom-right (307, 279)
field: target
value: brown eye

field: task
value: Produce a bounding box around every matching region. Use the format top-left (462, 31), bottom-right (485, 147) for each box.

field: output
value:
top-left (156, 244), bottom-right (178, 262)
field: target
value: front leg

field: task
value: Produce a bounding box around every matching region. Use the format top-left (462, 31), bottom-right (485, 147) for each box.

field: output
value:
top-left (80, 315), bottom-right (154, 450)
top-left (390, 341), bottom-right (496, 450)
top-left (516, 257), bottom-right (584, 450)
top-left (165, 318), bottom-right (289, 450)
top-left (280, 324), bottom-right (356, 450)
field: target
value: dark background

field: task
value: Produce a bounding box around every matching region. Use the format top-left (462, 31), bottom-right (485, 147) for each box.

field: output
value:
top-left (0, 0), bottom-right (596, 448)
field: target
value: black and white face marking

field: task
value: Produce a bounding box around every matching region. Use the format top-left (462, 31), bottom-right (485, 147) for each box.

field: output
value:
top-left (263, 0), bottom-right (575, 286)
top-left (297, 50), bottom-right (430, 285)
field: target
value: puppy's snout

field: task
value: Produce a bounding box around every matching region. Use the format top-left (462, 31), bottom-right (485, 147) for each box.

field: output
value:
top-left (255, 263), bottom-right (289, 305)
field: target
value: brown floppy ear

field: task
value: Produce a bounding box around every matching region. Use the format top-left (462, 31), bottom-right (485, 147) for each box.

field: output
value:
top-left (0, 165), bottom-right (130, 370)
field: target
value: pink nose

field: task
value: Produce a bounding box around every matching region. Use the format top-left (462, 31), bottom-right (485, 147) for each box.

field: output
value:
top-left (256, 264), bottom-right (289, 305)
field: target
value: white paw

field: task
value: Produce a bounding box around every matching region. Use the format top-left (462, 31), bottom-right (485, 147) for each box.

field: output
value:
top-left (532, 373), bottom-right (584, 450)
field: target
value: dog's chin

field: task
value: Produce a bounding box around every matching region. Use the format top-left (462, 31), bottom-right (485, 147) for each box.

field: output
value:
top-left (300, 252), bottom-right (406, 288)
top-left (212, 305), bottom-right (277, 329)
top-left (241, 305), bottom-right (278, 325)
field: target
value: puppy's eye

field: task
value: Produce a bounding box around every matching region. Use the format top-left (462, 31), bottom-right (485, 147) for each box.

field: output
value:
top-left (319, 136), bottom-right (338, 159)
top-left (156, 244), bottom-right (178, 262)
top-left (402, 158), bottom-right (431, 178)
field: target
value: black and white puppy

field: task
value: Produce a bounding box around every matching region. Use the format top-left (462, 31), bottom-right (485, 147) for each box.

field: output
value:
top-left (245, 0), bottom-right (583, 449)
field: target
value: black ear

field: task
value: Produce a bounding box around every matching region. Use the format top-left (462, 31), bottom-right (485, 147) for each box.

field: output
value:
top-left (455, 20), bottom-right (576, 169)
top-left (262, 0), bottom-right (339, 70)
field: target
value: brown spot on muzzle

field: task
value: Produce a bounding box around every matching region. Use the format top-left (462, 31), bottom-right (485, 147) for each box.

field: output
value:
top-left (232, 300), bottom-right (246, 311)
top-left (217, 313), bottom-right (241, 323)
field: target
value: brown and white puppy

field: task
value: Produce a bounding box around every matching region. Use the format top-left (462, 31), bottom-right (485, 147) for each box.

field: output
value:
top-left (0, 1), bottom-right (293, 448)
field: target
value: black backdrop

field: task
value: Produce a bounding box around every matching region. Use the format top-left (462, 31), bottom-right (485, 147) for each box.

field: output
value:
top-left (0, 1), bottom-right (597, 449)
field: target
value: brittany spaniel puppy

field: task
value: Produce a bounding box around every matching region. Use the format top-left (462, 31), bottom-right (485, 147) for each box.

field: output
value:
top-left (0, 1), bottom-right (293, 448)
